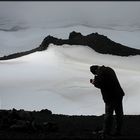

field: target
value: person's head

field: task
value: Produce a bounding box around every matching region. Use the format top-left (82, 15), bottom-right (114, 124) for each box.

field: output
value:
top-left (90, 65), bottom-right (99, 75)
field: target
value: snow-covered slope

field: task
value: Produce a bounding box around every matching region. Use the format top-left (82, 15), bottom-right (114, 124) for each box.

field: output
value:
top-left (0, 44), bottom-right (140, 115)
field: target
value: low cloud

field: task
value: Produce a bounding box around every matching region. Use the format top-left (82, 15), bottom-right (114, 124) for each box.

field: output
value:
top-left (0, 2), bottom-right (140, 28)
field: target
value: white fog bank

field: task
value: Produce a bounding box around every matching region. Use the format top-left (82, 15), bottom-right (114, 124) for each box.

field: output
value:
top-left (0, 44), bottom-right (140, 115)
top-left (0, 2), bottom-right (140, 30)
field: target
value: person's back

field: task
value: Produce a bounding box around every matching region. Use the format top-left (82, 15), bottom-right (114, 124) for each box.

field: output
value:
top-left (97, 66), bottom-right (125, 103)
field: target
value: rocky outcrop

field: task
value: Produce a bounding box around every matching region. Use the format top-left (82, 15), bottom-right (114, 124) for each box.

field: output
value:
top-left (1, 31), bottom-right (140, 60)
top-left (1, 109), bottom-right (140, 139)
top-left (39, 31), bottom-right (140, 56)
top-left (0, 108), bottom-right (53, 131)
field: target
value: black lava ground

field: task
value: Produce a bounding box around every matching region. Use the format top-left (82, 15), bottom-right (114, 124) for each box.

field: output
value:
top-left (0, 109), bottom-right (140, 139)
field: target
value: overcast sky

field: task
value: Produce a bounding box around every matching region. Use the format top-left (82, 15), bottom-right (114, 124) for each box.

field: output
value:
top-left (0, 2), bottom-right (140, 28)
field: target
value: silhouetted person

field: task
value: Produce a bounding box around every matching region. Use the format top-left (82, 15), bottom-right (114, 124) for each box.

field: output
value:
top-left (90, 65), bottom-right (125, 137)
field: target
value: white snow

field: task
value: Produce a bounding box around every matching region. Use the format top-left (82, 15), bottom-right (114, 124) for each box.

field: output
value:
top-left (0, 36), bottom-right (140, 115)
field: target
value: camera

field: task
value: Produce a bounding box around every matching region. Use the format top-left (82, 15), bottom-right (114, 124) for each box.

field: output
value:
top-left (90, 79), bottom-right (94, 83)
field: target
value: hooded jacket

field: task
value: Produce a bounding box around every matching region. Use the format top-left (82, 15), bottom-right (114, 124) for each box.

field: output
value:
top-left (94, 66), bottom-right (125, 103)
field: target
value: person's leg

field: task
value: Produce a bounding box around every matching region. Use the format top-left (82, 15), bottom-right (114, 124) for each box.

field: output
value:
top-left (103, 103), bottom-right (114, 135)
top-left (114, 98), bottom-right (124, 135)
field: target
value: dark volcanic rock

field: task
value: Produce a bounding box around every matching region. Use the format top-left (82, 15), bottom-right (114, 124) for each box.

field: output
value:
top-left (1, 109), bottom-right (140, 139)
top-left (1, 31), bottom-right (140, 60)
top-left (35, 31), bottom-right (140, 56)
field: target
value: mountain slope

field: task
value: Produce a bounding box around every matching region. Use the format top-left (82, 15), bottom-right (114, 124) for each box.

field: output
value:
top-left (40, 31), bottom-right (140, 56)
top-left (1, 31), bottom-right (140, 60)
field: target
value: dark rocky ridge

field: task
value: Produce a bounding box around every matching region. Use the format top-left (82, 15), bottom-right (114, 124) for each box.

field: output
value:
top-left (0, 31), bottom-right (140, 60)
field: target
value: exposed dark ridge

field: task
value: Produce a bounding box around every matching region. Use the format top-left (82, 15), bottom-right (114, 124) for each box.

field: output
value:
top-left (0, 31), bottom-right (140, 60)
top-left (0, 47), bottom-right (40, 60)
